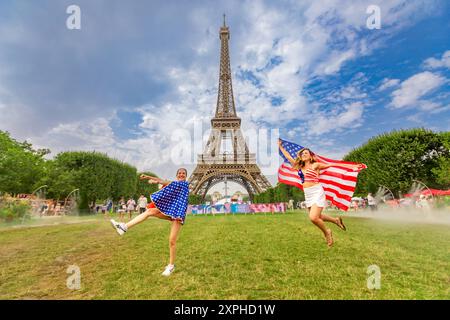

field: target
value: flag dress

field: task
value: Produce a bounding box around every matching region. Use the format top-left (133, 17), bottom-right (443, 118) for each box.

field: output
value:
top-left (150, 181), bottom-right (190, 225)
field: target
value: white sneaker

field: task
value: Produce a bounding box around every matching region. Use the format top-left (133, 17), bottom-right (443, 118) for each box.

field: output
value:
top-left (110, 219), bottom-right (127, 236)
top-left (161, 264), bottom-right (175, 276)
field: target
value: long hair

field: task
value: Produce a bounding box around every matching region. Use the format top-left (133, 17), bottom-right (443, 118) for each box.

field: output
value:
top-left (292, 148), bottom-right (316, 170)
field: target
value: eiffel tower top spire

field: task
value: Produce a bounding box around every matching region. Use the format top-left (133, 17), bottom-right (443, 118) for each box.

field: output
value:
top-left (214, 15), bottom-right (238, 120)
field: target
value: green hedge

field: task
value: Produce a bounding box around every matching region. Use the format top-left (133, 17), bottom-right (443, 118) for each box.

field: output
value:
top-left (0, 200), bottom-right (31, 222)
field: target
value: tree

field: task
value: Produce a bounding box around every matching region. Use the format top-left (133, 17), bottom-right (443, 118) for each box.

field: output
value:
top-left (46, 151), bottom-right (137, 210)
top-left (110, 161), bottom-right (137, 202)
top-left (254, 183), bottom-right (304, 204)
top-left (188, 194), bottom-right (202, 205)
top-left (0, 131), bottom-right (47, 194)
top-left (135, 171), bottom-right (159, 199)
top-left (344, 128), bottom-right (450, 195)
top-left (38, 160), bottom-right (76, 200)
top-left (288, 184), bottom-right (305, 202)
top-left (432, 131), bottom-right (450, 187)
top-left (274, 183), bottom-right (289, 202)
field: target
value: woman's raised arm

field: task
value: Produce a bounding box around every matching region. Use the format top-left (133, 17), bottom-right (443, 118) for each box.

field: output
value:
top-left (278, 139), bottom-right (296, 166)
top-left (315, 162), bottom-right (365, 171)
top-left (140, 174), bottom-right (171, 185)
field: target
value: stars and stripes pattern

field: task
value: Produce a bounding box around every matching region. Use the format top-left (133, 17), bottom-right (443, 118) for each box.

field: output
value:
top-left (278, 139), bottom-right (366, 211)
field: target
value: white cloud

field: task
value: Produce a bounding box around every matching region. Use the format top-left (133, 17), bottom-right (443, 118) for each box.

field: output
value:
top-left (406, 114), bottom-right (423, 124)
top-left (424, 50), bottom-right (450, 69)
top-left (379, 78), bottom-right (400, 91)
top-left (316, 49), bottom-right (356, 75)
top-left (0, 0), bottom-right (443, 187)
top-left (307, 102), bottom-right (365, 136)
top-left (391, 71), bottom-right (446, 109)
top-left (32, 118), bottom-right (116, 155)
top-left (31, 115), bottom-right (194, 179)
top-left (419, 102), bottom-right (450, 114)
top-left (418, 100), bottom-right (442, 111)
top-left (323, 79), bottom-right (368, 104)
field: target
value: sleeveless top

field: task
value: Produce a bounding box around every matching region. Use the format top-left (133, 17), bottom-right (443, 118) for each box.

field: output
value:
top-left (303, 168), bottom-right (320, 183)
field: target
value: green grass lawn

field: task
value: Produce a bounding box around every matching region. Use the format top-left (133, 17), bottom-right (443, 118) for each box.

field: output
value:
top-left (0, 211), bottom-right (449, 299)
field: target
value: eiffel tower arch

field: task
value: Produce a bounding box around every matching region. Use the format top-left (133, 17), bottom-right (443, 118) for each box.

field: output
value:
top-left (188, 16), bottom-right (272, 200)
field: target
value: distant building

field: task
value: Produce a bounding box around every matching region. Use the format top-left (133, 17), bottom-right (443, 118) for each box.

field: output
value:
top-left (212, 191), bottom-right (222, 202)
top-left (232, 191), bottom-right (248, 202)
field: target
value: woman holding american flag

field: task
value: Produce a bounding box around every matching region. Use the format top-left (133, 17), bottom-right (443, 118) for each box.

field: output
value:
top-left (278, 139), bottom-right (366, 247)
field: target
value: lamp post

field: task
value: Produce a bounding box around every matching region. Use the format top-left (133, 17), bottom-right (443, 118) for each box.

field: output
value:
top-left (223, 176), bottom-right (228, 198)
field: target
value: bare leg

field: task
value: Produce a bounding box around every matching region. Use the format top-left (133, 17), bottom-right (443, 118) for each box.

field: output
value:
top-left (126, 208), bottom-right (157, 229)
top-left (321, 213), bottom-right (339, 225)
top-left (126, 208), bottom-right (171, 229)
top-left (309, 205), bottom-right (333, 246)
top-left (322, 213), bottom-right (346, 230)
top-left (308, 205), bottom-right (328, 236)
top-left (169, 220), bottom-right (182, 265)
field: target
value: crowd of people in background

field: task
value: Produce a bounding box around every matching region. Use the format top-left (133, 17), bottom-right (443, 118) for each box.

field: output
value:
top-left (33, 199), bottom-right (69, 216)
top-left (92, 195), bottom-right (149, 222)
top-left (286, 191), bottom-right (444, 213)
top-left (25, 191), bottom-right (446, 219)
top-left (347, 192), bottom-right (440, 212)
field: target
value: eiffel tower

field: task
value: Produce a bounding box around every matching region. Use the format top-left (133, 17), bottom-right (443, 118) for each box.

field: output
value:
top-left (188, 16), bottom-right (272, 199)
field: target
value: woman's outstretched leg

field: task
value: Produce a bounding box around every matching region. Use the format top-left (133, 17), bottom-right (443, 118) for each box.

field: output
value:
top-left (125, 208), bottom-right (160, 230)
top-left (321, 213), bottom-right (338, 224)
top-left (309, 205), bottom-right (333, 246)
top-left (321, 213), bottom-right (346, 230)
top-left (111, 208), bottom-right (161, 235)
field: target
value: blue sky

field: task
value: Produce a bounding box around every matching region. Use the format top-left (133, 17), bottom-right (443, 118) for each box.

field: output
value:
top-left (0, 0), bottom-right (449, 192)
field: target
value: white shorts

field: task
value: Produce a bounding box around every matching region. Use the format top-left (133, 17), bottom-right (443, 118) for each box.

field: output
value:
top-left (304, 184), bottom-right (327, 208)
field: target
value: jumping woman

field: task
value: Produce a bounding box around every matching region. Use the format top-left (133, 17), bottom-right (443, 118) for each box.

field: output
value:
top-left (110, 168), bottom-right (189, 276)
top-left (278, 140), bottom-right (364, 247)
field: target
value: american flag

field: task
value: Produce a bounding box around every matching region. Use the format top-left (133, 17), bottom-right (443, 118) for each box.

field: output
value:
top-left (278, 139), bottom-right (366, 211)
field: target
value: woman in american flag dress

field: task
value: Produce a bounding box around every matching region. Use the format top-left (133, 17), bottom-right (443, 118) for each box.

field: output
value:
top-left (279, 140), bottom-right (364, 247)
top-left (110, 168), bottom-right (189, 276)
